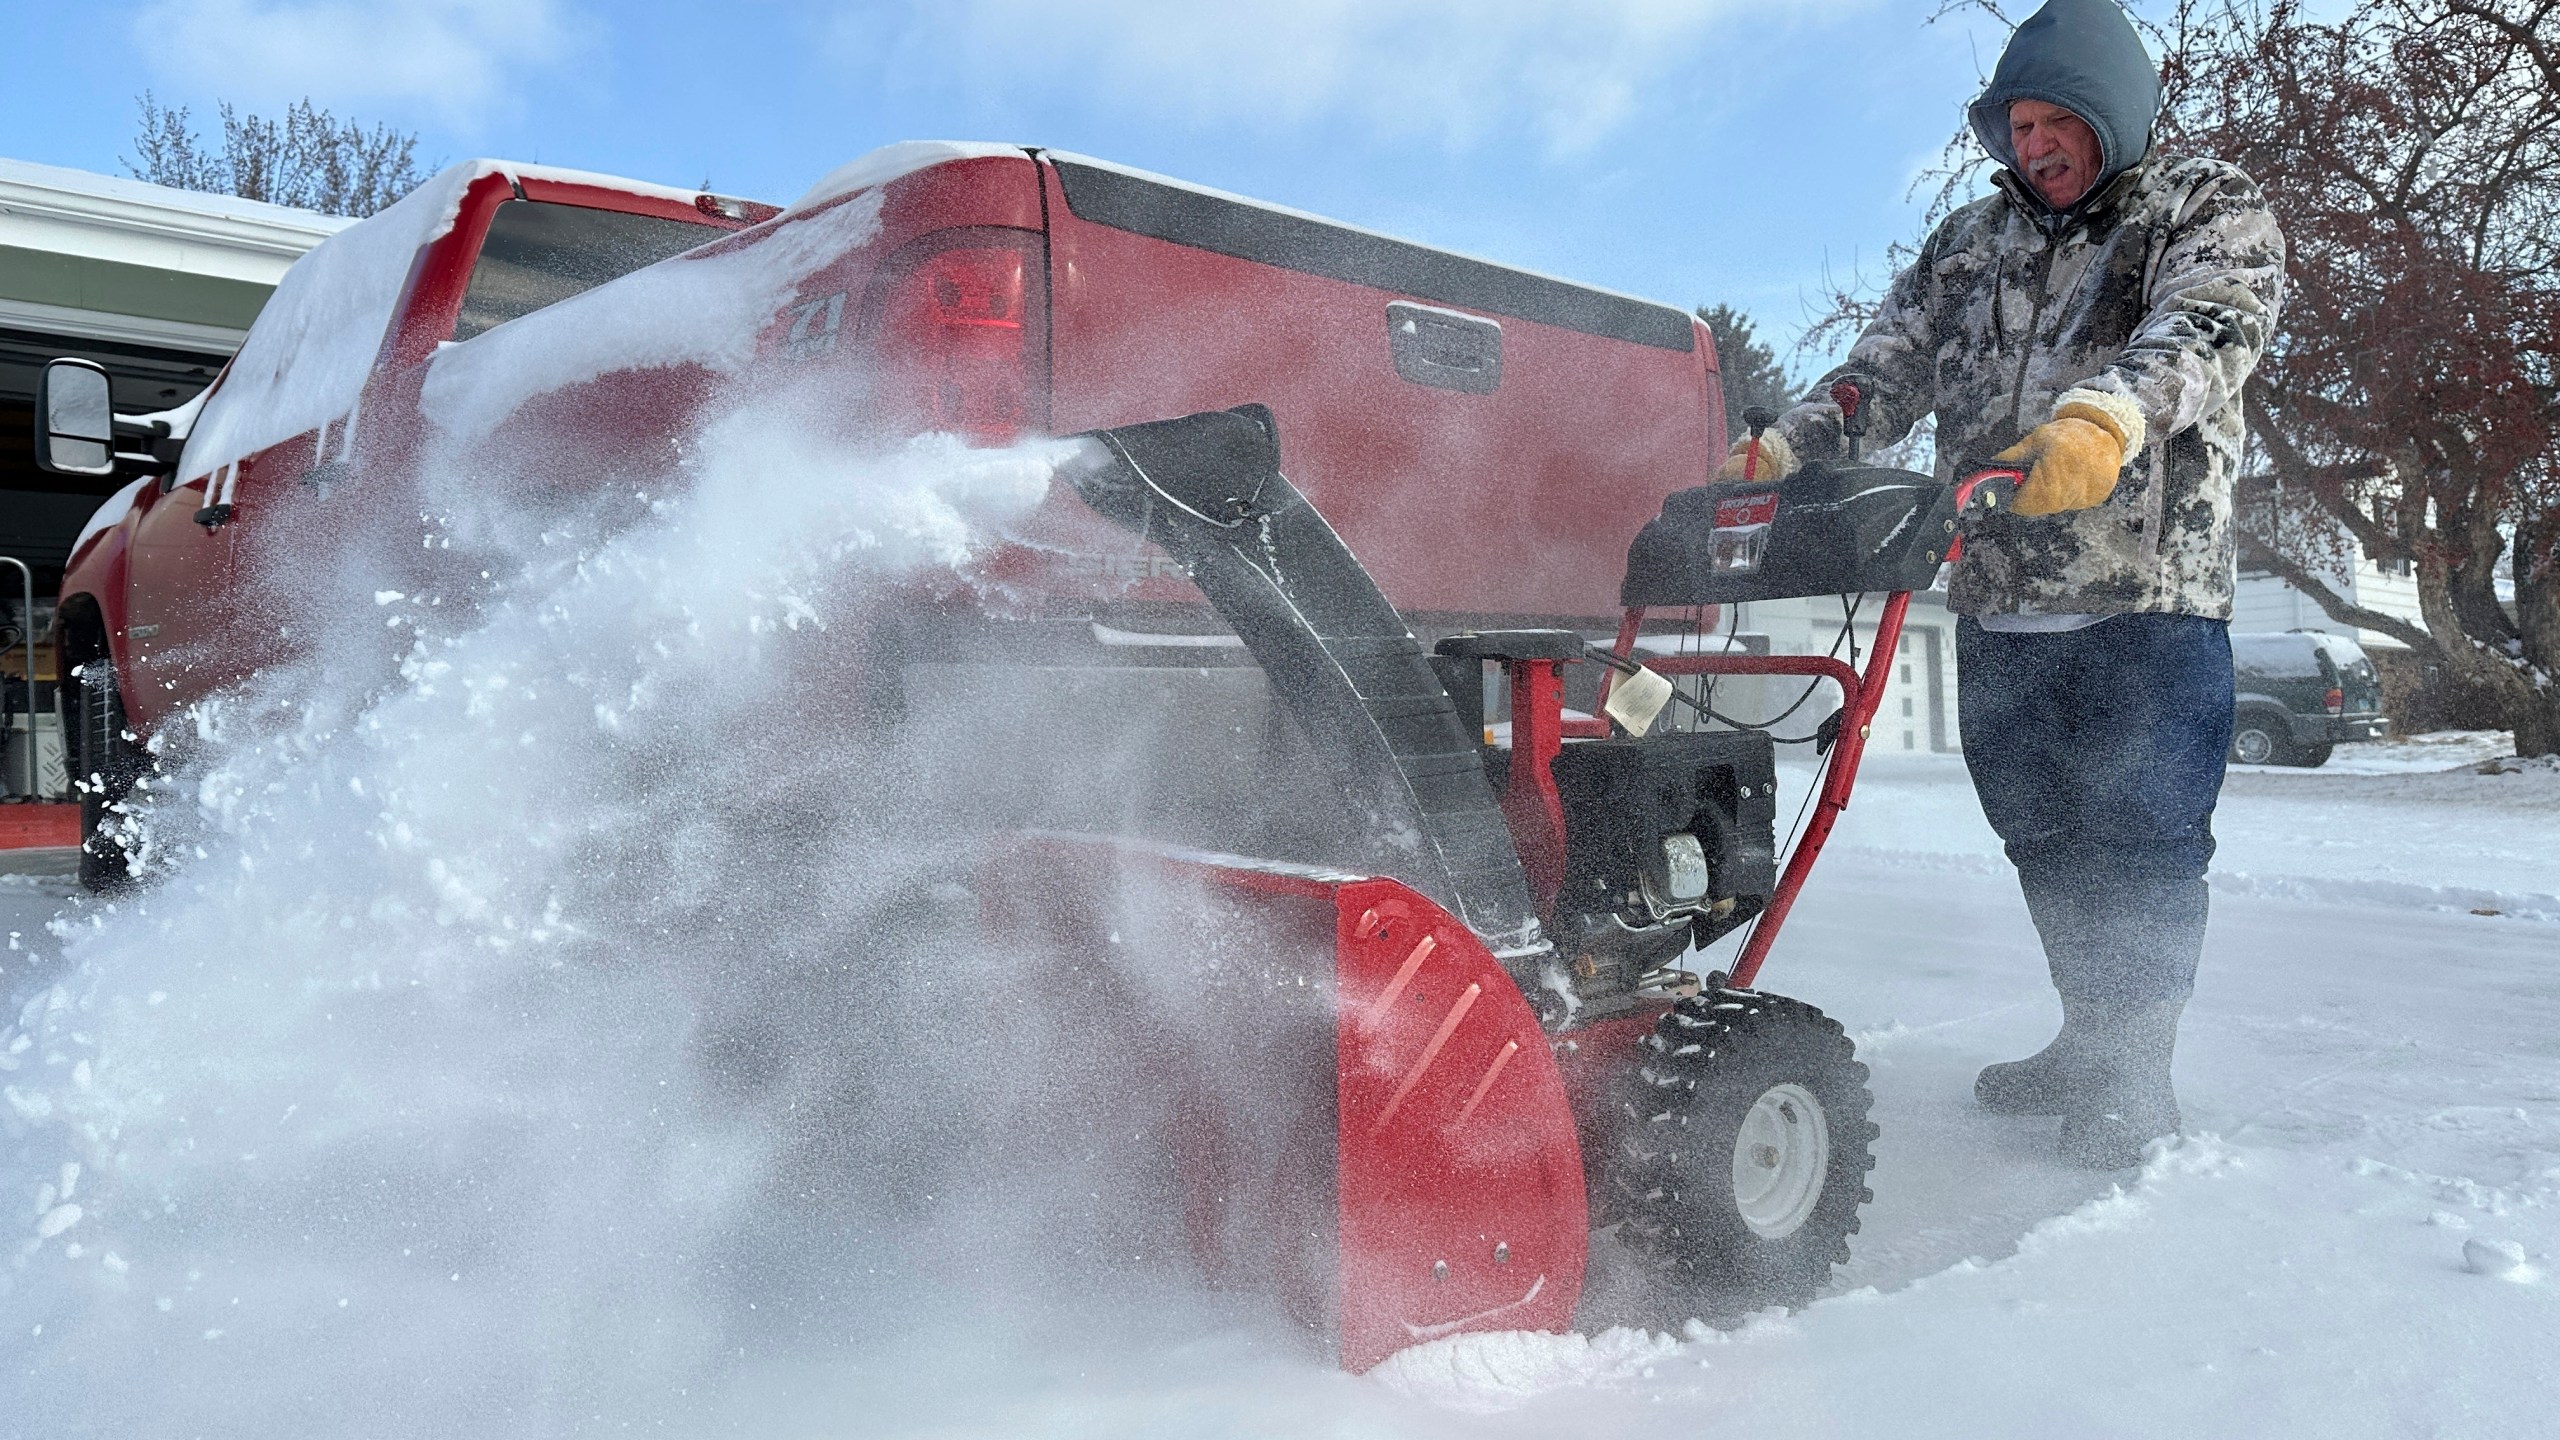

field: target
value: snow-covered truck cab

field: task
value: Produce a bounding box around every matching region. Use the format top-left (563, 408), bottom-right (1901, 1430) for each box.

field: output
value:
top-left (50, 142), bottom-right (1724, 885)
top-left (50, 163), bottom-right (759, 730)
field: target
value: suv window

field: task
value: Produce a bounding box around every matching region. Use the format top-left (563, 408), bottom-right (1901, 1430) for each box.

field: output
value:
top-left (453, 200), bottom-right (722, 341)
top-left (2232, 634), bottom-right (2323, 680)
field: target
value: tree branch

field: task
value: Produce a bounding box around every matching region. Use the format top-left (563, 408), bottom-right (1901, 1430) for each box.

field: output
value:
top-left (2246, 387), bottom-right (2416, 563)
top-left (2236, 527), bottom-right (2441, 652)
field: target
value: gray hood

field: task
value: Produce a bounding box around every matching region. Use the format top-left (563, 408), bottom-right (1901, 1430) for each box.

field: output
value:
top-left (1968, 0), bottom-right (2161, 204)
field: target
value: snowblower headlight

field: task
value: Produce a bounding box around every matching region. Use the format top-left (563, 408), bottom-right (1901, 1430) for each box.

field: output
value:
top-left (1641, 833), bottom-right (1712, 920)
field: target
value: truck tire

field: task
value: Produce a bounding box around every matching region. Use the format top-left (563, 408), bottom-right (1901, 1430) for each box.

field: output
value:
top-left (2290, 741), bottom-right (2334, 768)
top-left (2229, 709), bottom-right (2294, 766)
top-left (1606, 988), bottom-right (1877, 1323)
top-left (69, 660), bottom-right (145, 891)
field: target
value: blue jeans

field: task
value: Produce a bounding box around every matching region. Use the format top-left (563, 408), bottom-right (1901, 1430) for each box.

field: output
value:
top-left (1956, 616), bottom-right (2234, 1006)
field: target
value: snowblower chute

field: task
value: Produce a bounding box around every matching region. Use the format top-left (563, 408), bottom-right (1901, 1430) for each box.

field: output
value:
top-left (1008, 404), bottom-right (2022, 1368)
top-left (1054, 405), bottom-right (1544, 963)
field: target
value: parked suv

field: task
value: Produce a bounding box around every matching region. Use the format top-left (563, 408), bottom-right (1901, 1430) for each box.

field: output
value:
top-left (2230, 630), bottom-right (2387, 767)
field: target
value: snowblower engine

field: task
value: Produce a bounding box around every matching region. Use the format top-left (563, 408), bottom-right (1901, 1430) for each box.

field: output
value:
top-left (1549, 731), bottom-right (1779, 983)
top-left (1430, 632), bottom-right (1781, 1007)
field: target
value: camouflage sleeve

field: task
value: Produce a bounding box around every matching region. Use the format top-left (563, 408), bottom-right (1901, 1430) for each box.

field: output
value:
top-left (2070, 165), bottom-right (2286, 442)
top-left (1773, 226), bottom-right (1946, 464)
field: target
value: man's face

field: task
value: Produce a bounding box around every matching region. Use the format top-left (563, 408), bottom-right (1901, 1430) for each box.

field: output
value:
top-left (2009, 99), bottom-right (2103, 208)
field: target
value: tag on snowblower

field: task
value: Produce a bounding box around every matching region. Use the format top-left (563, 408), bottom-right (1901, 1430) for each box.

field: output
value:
top-left (1602, 664), bottom-right (1676, 737)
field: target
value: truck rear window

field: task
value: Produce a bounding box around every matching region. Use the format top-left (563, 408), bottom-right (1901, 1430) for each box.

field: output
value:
top-left (453, 200), bottom-right (723, 341)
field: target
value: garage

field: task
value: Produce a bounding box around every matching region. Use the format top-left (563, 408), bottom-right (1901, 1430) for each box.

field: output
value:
top-left (1, 156), bottom-right (343, 801)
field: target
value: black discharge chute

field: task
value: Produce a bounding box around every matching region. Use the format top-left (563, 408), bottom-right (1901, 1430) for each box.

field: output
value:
top-left (1056, 406), bottom-right (1546, 974)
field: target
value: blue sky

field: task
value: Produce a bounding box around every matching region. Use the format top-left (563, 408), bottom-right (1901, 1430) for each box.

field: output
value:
top-left (7, 1), bottom-right (2025, 366)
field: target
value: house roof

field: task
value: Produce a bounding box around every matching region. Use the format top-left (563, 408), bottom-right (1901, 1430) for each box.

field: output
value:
top-left (0, 157), bottom-right (351, 351)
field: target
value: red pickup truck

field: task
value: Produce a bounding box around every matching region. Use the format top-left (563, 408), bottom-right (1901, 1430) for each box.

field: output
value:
top-left (38, 142), bottom-right (1726, 884)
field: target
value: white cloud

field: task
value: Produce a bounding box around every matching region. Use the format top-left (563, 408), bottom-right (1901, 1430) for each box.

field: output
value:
top-left (872, 0), bottom-right (1854, 155)
top-left (131, 0), bottom-right (582, 128)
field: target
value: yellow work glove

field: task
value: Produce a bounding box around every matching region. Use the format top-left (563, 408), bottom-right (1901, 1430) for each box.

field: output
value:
top-left (1994, 391), bottom-right (2147, 517)
top-left (1715, 429), bottom-right (1798, 484)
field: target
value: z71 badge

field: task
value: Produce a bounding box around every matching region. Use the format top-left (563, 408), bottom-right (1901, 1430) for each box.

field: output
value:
top-left (782, 291), bottom-right (846, 358)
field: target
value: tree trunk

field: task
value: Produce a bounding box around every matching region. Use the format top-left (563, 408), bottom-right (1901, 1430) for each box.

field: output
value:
top-left (2415, 550), bottom-right (2560, 758)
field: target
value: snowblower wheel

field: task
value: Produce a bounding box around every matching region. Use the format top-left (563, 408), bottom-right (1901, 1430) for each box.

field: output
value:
top-left (1607, 988), bottom-right (1877, 1322)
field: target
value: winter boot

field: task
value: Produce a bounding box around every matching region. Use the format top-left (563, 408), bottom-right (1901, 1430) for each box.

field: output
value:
top-left (1980, 871), bottom-right (2102, 1115)
top-left (1973, 1020), bottom-right (2082, 1115)
top-left (2057, 999), bottom-right (2185, 1170)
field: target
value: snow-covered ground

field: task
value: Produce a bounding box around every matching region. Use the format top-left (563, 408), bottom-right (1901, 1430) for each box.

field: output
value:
top-left (1386, 740), bottom-right (2560, 1433)
top-left (6, 735), bottom-right (2550, 1437)
top-left (2, 382), bottom-right (2550, 1436)
top-left (1837, 743), bottom-right (2559, 922)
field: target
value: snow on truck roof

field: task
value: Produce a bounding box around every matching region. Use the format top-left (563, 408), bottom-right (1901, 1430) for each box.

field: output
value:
top-left (178, 159), bottom-right (723, 481)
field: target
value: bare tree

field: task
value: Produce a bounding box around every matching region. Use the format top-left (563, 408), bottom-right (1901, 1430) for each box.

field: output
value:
top-left (127, 92), bottom-right (225, 195)
top-left (125, 93), bottom-right (426, 219)
top-left (1815, 0), bottom-right (2560, 755)
top-left (2166, 0), bottom-right (2559, 755)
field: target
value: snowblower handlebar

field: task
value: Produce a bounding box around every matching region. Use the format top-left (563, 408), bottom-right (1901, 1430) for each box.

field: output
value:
top-left (1955, 463), bottom-right (2026, 506)
top-left (1052, 405), bottom-right (2030, 1006)
top-left (1590, 459), bottom-right (2026, 988)
top-left (1949, 463), bottom-right (2026, 561)
top-left (1955, 461), bottom-right (2017, 517)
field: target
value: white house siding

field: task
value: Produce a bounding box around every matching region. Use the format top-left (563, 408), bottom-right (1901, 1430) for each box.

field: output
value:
top-left (2234, 557), bottom-right (2424, 651)
top-left (1704, 592), bottom-right (1960, 754)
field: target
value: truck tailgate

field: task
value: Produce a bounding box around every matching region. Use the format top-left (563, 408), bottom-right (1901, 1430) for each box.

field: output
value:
top-left (1034, 153), bottom-right (1721, 623)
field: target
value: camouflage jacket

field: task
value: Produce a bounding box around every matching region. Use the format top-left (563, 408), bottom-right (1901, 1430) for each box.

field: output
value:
top-left (1772, 155), bottom-right (2287, 619)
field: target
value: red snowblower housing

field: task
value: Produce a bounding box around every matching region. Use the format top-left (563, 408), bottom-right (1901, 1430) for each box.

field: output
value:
top-left (1013, 402), bottom-right (2025, 1369)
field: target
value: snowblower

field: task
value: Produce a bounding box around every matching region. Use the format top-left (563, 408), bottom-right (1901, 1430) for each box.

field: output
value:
top-left (985, 385), bottom-right (2023, 1370)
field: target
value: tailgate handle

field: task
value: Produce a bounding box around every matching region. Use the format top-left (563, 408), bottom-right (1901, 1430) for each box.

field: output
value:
top-left (1387, 302), bottom-right (1502, 395)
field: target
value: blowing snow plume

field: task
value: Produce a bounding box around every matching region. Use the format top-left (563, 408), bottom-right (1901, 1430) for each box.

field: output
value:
top-left (0, 395), bottom-right (1310, 1435)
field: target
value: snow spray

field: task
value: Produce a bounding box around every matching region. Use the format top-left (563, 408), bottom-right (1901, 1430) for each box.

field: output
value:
top-left (0, 389), bottom-right (1332, 1436)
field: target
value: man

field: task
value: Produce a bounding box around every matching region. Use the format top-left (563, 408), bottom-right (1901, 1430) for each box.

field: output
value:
top-left (1722, 0), bottom-right (2285, 1168)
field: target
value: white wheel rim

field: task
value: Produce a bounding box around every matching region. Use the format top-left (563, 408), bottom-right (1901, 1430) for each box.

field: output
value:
top-left (2235, 728), bottom-right (2274, 764)
top-left (1730, 1082), bottom-right (1831, 1239)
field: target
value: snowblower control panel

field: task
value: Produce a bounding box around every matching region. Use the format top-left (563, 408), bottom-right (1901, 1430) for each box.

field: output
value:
top-left (1622, 462), bottom-right (1967, 606)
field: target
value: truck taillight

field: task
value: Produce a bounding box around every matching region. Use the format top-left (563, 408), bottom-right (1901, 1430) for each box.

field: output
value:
top-left (868, 235), bottom-right (1047, 447)
top-left (2324, 686), bottom-right (2344, 714)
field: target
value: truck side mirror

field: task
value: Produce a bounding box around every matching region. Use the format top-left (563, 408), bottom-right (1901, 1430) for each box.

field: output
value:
top-left (35, 358), bottom-right (117, 478)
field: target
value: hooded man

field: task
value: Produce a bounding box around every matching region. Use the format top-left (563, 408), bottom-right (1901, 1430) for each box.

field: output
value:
top-left (1720, 0), bottom-right (2286, 1168)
